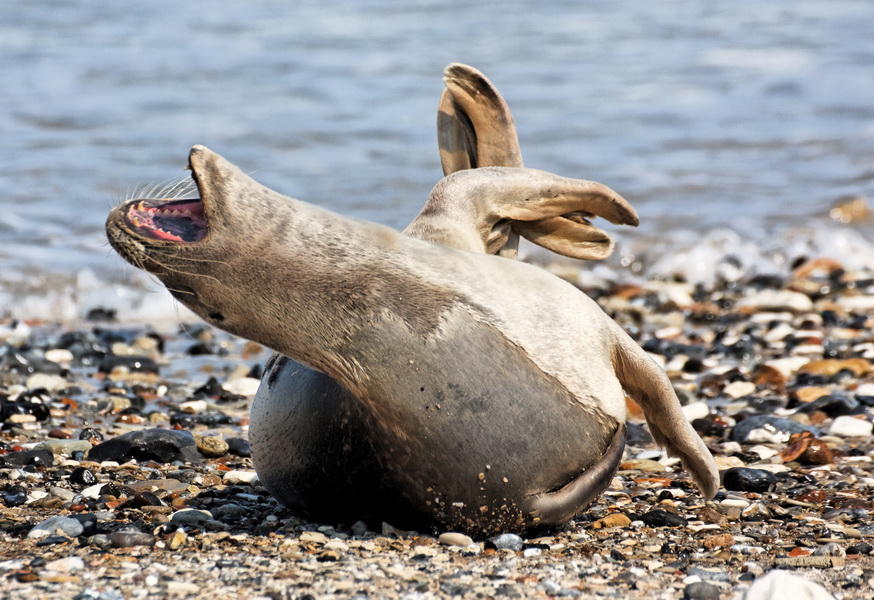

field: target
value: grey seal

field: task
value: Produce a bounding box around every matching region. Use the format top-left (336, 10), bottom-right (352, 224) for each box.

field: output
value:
top-left (105, 66), bottom-right (718, 536)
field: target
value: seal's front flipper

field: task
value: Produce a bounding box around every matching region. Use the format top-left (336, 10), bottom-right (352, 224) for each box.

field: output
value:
top-left (526, 423), bottom-right (626, 526)
top-left (413, 166), bottom-right (638, 259)
top-left (512, 212), bottom-right (619, 261)
top-left (611, 323), bottom-right (719, 498)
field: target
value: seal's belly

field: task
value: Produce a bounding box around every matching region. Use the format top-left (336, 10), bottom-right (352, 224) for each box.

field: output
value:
top-left (250, 317), bottom-right (623, 534)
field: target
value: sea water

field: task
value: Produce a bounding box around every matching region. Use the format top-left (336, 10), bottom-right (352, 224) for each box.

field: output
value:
top-left (1, 0), bottom-right (872, 321)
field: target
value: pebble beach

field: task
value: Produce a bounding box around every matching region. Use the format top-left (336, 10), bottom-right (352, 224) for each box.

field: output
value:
top-left (3, 234), bottom-right (874, 599)
top-left (3, 3), bottom-right (874, 598)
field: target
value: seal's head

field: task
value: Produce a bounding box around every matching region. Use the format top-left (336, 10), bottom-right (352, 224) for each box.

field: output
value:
top-left (106, 146), bottom-right (302, 334)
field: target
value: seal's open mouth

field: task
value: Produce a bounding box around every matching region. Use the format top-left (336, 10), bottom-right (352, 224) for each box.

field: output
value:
top-left (124, 197), bottom-right (206, 243)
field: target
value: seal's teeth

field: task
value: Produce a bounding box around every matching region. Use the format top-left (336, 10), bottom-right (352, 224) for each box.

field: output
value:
top-left (137, 201), bottom-right (145, 211)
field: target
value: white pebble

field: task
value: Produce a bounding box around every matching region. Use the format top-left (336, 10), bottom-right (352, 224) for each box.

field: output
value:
top-left (736, 290), bottom-right (813, 312)
top-left (178, 399), bottom-right (207, 414)
top-left (745, 570), bottom-right (836, 600)
top-left (45, 348), bottom-right (74, 364)
top-left (45, 556), bottom-right (85, 572)
top-left (829, 416), bottom-right (873, 438)
top-left (681, 401), bottom-right (710, 421)
top-left (24, 373), bottom-right (68, 393)
top-left (438, 532), bottom-right (474, 547)
top-left (723, 381), bottom-right (756, 399)
top-left (222, 377), bottom-right (261, 397)
top-left (223, 470), bottom-right (259, 484)
top-left (80, 483), bottom-right (106, 499)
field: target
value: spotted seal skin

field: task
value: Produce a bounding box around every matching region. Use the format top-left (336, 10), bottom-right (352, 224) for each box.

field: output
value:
top-left (106, 146), bottom-right (718, 535)
top-left (106, 65), bottom-right (718, 535)
top-left (243, 64), bottom-right (651, 533)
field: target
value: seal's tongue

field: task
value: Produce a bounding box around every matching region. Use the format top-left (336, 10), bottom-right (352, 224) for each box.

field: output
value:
top-left (126, 198), bottom-right (206, 242)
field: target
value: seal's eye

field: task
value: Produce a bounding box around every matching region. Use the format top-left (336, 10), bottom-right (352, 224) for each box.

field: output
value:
top-left (125, 198), bottom-right (206, 242)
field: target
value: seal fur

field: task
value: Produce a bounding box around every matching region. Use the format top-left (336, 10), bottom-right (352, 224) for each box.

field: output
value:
top-left (106, 144), bottom-right (719, 534)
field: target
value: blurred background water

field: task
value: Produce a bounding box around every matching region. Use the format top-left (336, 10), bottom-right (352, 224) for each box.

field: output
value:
top-left (1, 0), bottom-right (873, 321)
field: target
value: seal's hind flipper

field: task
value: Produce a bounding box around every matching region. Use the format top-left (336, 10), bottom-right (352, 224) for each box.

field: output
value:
top-left (611, 322), bottom-right (719, 498)
top-left (438, 63), bottom-right (524, 175)
top-left (526, 423), bottom-right (625, 526)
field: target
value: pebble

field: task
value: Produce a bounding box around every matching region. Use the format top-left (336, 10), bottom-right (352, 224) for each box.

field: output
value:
top-left (718, 498), bottom-right (751, 520)
top-left (722, 467), bottom-right (777, 493)
top-left (45, 556), bottom-right (85, 572)
top-left (683, 581), bottom-right (721, 600)
top-left (69, 466), bottom-right (97, 486)
top-left (44, 348), bottom-right (75, 364)
top-left (87, 428), bottom-right (201, 463)
top-left (812, 542), bottom-right (846, 557)
top-left (486, 533), bottom-right (524, 551)
top-left (745, 570), bottom-right (836, 600)
top-left (735, 289), bottom-right (813, 312)
top-left (438, 532), bottom-right (475, 547)
top-left (619, 458), bottom-right (666, 473)
top-left (171, 509), bottom-right (213, 525)
top-left (222, 470), bottom-right (259, 484)
top-left (731, 416), bottom-right (820, 443)
top-left (33, 439), bottom-right (93, 456)
top-left (221, 377), bottom-right (261, 397)
top-left (28, 516), bottom-right (85, 539)
top-left (194, 434), bottom-right (229, 458)
top-left (828, 415), bottom-right (873, 437)
top-left (107, 531), bottom-right (156, 548)
top-left (590, 514), bottom-right (632, 529)
top-left (3, 485), bottom-right (28, 506)
top-left (24, 373), bottom-right (69, 393)
top-left (637, 509), bottom-right (687, 527)
top-left (0, 448), bottom-right (54, 467)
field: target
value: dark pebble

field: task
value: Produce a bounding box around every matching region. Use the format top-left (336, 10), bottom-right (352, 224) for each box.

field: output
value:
top-left (846, 542), bottom-right (873, 555)
top-left (795, 393), bottom-right (861, 417)
top-left (1, 351), bottom-right (63, 376)
top-left (79, 427), bottom-right (104, 442)
top-left (722, 467), bottom-right (777, 493)
top-left (626, 423), bottom-right (654, 445)
top-left (609, 548), bottom-right (627, 561)
top-left (691, 417), bottom-right (728, 437)
top-left (731, 415), bottom-right (820, 443)
top-left (131, 491), bottom-right (164, 508)
top-left (225, 437), bottom-right (251, 457)
top-left (1, 400), bottom-right (51, 422)
top-left (97, 355), bottom-right (160, 374)
top-left (69, 466), bottom-right (97, 486)
top-left (109, 531), bottom-right (156, 548)
top-left (85, 307), bottom-right (117, 322)
top-left (638, 509), bottom-right (688, 527)
top-left (70, 513), bottom-right (98, 536)
top-left (4, 484), bottom-right (28, 507)
top-left (684, 581), bottom-right (721, 600)
top-left (746, 395), bottom-right (789, 413)
top-left (87, 428), bottom-right (201, 464)
top-left (36, 535), bottom-right (72, 547)
top-left (486, 533), bottom-right (524, 552)
top-left (170, 411), bottom-right (233, 427)
top-left (192, 377), bottom-right (224, 398)
top-left (0, 448), bottom-right (54, 468)
top-left (187, 341), bottom-right (229, 356)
